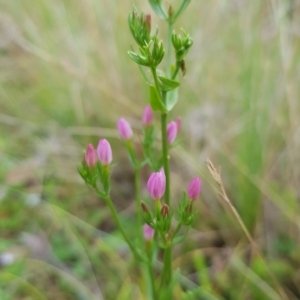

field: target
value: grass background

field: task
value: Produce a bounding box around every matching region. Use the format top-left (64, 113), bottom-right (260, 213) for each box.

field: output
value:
top-left (1, 0), bottom-right (300, 299)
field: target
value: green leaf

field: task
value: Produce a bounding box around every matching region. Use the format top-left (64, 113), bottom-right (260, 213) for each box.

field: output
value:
top-left (158, 75), bottom-right (180, 91)
top-left (148, 0), bottom-right (167, 19)
top-left (172, 235), bottom-right (185, 244)
top-left (149, 85), bottom-right (167, 112)
top-left (127, 51), bottom-right (149, 66)
top-left (166, 88), bottom-right (178, 111)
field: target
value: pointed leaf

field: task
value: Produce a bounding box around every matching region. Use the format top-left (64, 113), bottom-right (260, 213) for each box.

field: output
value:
top-left (149, 85), bottom-right (167, 112)
top-left (148, 0), bottom-right (167, 19)
top-left (158, 75), bottom-right (180, 91)
top-left (166, 88), bottom-right (178, 111)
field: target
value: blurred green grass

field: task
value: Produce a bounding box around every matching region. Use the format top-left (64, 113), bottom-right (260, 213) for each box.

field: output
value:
top-left (1, 0), bottom-right (300, 299)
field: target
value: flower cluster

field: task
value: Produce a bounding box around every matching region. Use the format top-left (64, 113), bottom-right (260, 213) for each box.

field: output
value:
top-left (84, 139), bottom-right (113, 167)
top-left (80, 103), bottom-right (201, 239)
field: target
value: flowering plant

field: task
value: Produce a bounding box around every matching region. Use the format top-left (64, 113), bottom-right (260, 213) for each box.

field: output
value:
top-left (78, 0), bottom-right (201, 298)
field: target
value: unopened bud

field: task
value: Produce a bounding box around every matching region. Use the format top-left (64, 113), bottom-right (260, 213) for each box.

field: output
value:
top-left (167, 121), bottom-right (178, 145)
top-left (168, 5), bottom-right (173, 18)
top-left (117, 118), bottom-right (133, 140)
top-left (142, 104), bottom-right (153, 126)
top-left (180, 59), bottom-right (186, 76)
top-left (143, 224), bottom-right (155, 241)
top-left (161, 203), bottom-right (169, 217)
top-left (97, 139), bottom-right (113, 166)
top-left (185, 202), bottom-right (193, 214)
top-left (175, 117), bottom-right (181, 132)
top-left (147, 168), bottom-right (166, 200)
top-left (141, 202), bottom-right (149, 213)
top-left (85, 144), bottom-right (97, 167)
top-left (145, 14), bottom-right (151, 31)
top-left (187, 177), bottom-right (201, 201)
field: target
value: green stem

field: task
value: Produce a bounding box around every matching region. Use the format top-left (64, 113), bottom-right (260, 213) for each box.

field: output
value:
top-left (161, 103), bottom-right (172, 288)
top-left (147, 262), bottom-right (157, 299)
top-left (145, 243), bottom-right (157, 300)
top-left (159, 20), bottom-right (174, 289)
top-left (151, 67), bottom-right (162, 97)
top-left (171, 62), bottom-right (180, 80)
top-left (134, 167), bottom-right (142, 238)
top-left (172, 222), bottom-right (182, 239)
top-left (166, 21), bottom-right (173, 77)
top-left (161, 113), bottom-right (170, 206)
top-left (101, 193), bottom-right (141, 261)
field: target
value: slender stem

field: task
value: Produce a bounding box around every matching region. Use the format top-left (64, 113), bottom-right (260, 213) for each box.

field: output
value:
top-left (166, 21), bottom-right (173, 77)
top-left (172, 222), bottom-right (182, 239)
top-left (160, 94), bottom-right (172, 288)
top-left (134, 167), bottom-right (142, 238)
top-left (171, 62), bottom-right (180, 80)
top-left (101, 193), bottom-right (141, 261)
top-left (147, 262), bottom-right (157, 299)
top-left (161, 114), bottom-right (170, 206)
top-left (151, 67), bottom-right (162, 97)
top-left (145, 242), bottom-right (157, 300)
top-left (162, 248), bottom-right (172, 285)
top-left (159, 20), bottom-right (174, 289)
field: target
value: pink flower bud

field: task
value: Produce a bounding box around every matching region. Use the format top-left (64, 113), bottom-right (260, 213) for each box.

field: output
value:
top-left (117, 118), bottom-right (133, 140)
top-left (143, 224), bottom-right (154, 241)
top-left (175, 117), bottom-right (181, 132)
top-left (147, 168), bottom-right (166, 200)
top-left (187, 177), bottom-right (202, 201)
top-left (167, 121), bottom-right (178, 144)
top-left (97, 139), bottom-right (112, 166)
top-left (85, 144), bottom-right (97, 167)
top-left (142, 104), bottom-right (153, 126)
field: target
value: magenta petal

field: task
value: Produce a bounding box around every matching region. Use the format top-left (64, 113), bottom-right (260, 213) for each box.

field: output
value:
top-left (147, 170), bottom-right (166, 200)
top-left (187, 177), bottom-right (202, 201)
top-left (142, 105), bottom-right (153, 126)
top-left (117, 118), bottom-right (133, 140)
top-left (85, 144), bottom-right (97, 167)
top-left (143, 224), bottom-right (154, 241)
top-left (97, 139), bottom-right (113, 165)
top-left (167, 121), bottom-right (177, 145)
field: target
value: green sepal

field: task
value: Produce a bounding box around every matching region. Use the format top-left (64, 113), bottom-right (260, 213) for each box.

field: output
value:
top-left (141, 201), bottom-right (155, 227)
top-left (156, 207), bottom-right (173, 235)
top-left (96, 163), bottom-right (111, 196)
top-left (128, 51), bottom-right (150, 66)
top-left (77, 163), bottom-right (97, 187)
top-left (178, 191), bottom-right (195, 226)
top-left (149, 84), bottom-right (167, 112)
top-left (138, 45), bottom-right (148, 57)
top-left (158, 75), bottom-right (180, 91)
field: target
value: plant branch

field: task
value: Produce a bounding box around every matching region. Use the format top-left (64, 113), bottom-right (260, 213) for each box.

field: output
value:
top-left (94, 187), bottom-right (142, 261)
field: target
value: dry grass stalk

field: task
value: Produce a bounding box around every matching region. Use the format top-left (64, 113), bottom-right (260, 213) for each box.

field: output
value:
top-left (205, 158), bottom-right (291, 300)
